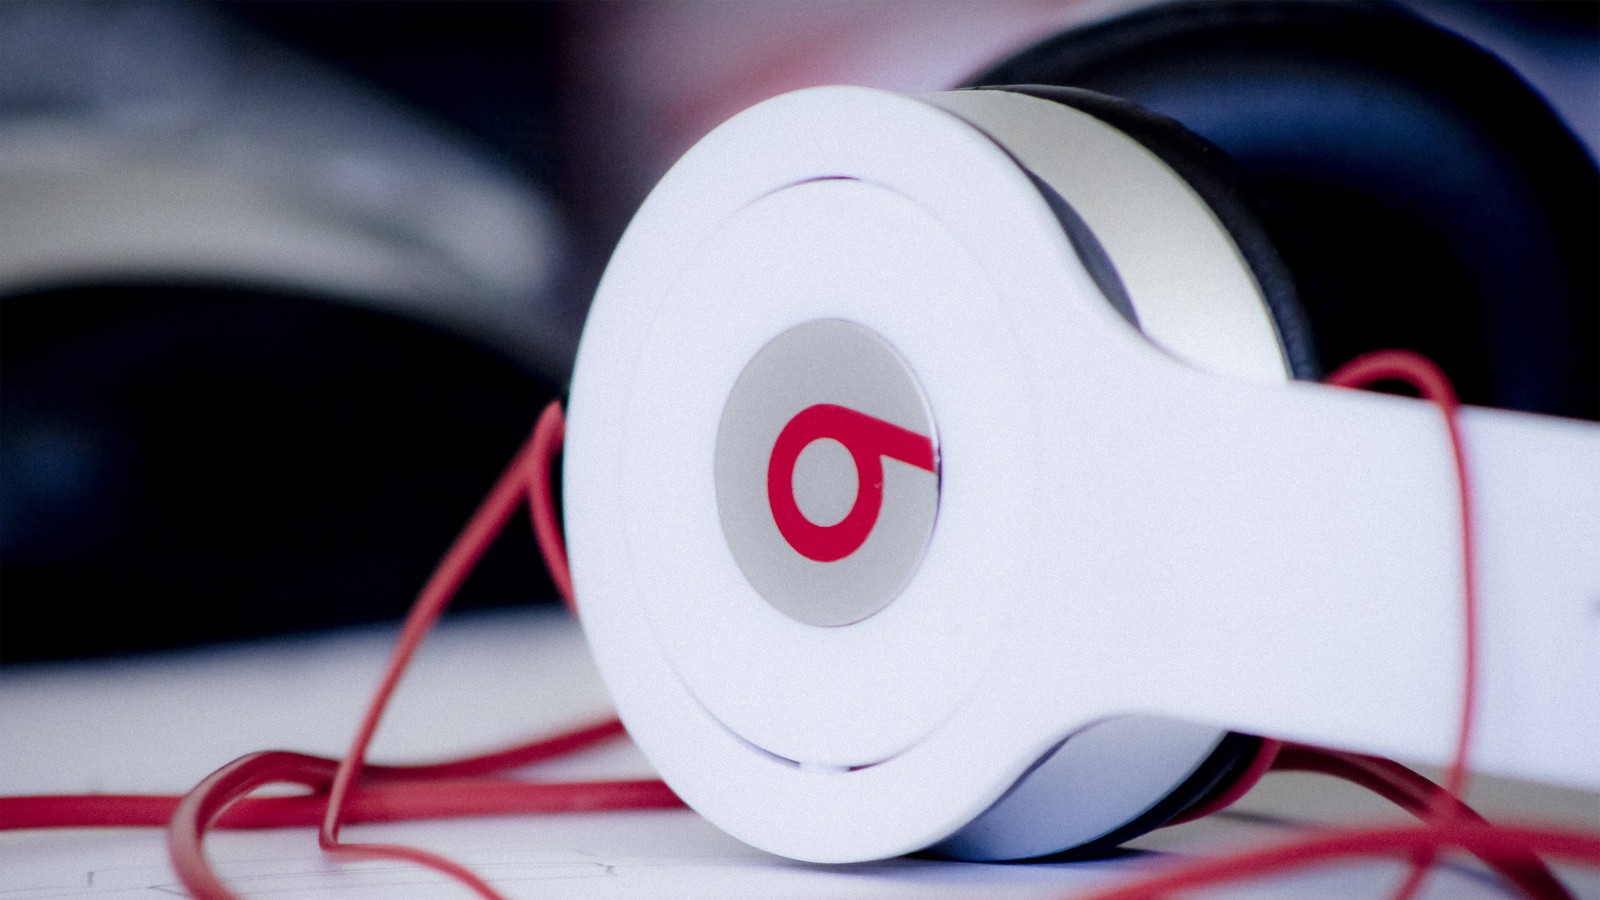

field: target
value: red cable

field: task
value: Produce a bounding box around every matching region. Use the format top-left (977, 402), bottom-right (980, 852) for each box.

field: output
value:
top-left (1079, 350), bottom-right (1580, 899)
top-left (155, 401), bottom-right (680, 900)
top-left (1080, 822), bottom-right (1600, 900)
top-left (3, 777), bottom-right (680, 831)
top-left (1270, 743), bottom-right (1570, 898)
top-left (1323, 350), bottom-right (1478, 900)
top-left (7, 358), bottom-right (1596, 900)
top-left (1, 401), bottom-right (654, 898)
top-left (0, 719), bottom-right (676, 830)
top-left (526, 401), bottom-right (575, 611)
top-left (308, 402), bottom-right (572, 899)
top-left (1323, 352), bottom-right (1476, 800)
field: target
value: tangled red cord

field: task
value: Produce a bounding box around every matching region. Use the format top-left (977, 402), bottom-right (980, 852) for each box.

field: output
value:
top-left (0, 404), bottom-right (682, 900)
top-left (4, 352), bottom-right (1598, 898)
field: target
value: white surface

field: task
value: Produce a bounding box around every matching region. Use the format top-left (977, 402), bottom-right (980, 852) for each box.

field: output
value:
top-left (3, 608), bottom-right (1596, 898)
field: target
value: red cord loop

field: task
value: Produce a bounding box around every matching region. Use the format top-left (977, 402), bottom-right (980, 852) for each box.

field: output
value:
top-left (1325, 351), bottom-right (1480, 900)
top-left (161, 401), bottom-right (677, 900)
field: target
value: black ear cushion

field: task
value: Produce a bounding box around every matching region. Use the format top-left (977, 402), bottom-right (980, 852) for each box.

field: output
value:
top-left (987, 84), bottom-right (1324, 381)
top-left (970, 0), bottom-right (1599, 420)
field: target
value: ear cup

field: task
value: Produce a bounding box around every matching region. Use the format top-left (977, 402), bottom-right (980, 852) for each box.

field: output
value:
top-left (971, 0), bottom-right (1600, 420)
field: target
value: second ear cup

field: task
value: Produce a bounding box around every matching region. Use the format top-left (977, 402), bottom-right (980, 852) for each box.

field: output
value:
top-left (971, 0), bottom-right (1599, 420)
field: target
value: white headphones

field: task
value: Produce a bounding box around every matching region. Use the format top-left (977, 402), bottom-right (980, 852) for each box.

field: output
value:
top-left (563, 6), bottom-right (1600, 866)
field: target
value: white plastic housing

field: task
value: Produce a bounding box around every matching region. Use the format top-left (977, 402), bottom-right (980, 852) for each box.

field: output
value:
top-left (565, 86), bottom-right (1600, 864)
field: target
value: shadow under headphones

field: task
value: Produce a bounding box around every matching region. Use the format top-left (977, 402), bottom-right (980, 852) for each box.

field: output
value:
top-left (564, 1), bottom-right (1600, 864)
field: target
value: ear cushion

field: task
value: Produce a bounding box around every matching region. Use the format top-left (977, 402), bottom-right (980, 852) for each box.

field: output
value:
top-left (971, 0), bottom-right (1599, 420)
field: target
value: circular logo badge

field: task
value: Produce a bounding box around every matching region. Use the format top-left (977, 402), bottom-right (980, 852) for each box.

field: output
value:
top-left (716, 320), bottom-right (940, 626)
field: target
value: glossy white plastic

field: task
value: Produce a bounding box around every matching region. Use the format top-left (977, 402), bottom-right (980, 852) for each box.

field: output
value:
top-left (565, 86), bottom-right (1600, 864)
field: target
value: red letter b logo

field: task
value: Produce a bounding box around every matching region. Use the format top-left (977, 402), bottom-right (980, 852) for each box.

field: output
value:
top-left (767, 404), bottom-right (937, 562)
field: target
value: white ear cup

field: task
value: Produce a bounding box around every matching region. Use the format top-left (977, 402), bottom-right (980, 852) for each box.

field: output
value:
top-left (566, 85), bottom-right (1275, 861)
top-left (566, 85), bottom-right (1600, 865)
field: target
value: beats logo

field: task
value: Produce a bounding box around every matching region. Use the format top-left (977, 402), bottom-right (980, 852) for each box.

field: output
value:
top-left (716, 320), bottom-right (940, 627)
top-left (767, 404), bottom-right (937, 563)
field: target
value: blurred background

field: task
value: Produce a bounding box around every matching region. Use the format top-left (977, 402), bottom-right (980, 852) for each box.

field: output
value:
top-left (2, 0), bottom-right (1595, 662)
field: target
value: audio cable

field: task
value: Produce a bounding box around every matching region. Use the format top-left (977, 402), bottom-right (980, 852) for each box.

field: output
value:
top-left (5, 355), bottom-right (1598, 898)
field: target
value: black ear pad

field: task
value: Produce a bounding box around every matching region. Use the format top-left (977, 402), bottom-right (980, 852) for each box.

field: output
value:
top-left (971, 0), bottom-right (1599, 420)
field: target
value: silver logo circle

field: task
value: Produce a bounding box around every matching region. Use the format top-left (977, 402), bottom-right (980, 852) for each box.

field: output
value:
top-left (715, 320), bottom-right (940, 626)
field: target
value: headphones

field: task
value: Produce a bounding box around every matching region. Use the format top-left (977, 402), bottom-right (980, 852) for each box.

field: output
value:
top-left (564, 1), bottom-right (1599, 864)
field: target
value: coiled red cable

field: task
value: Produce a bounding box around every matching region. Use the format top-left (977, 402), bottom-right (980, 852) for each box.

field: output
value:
top-left (0, 403), bottom-right (683, 900)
